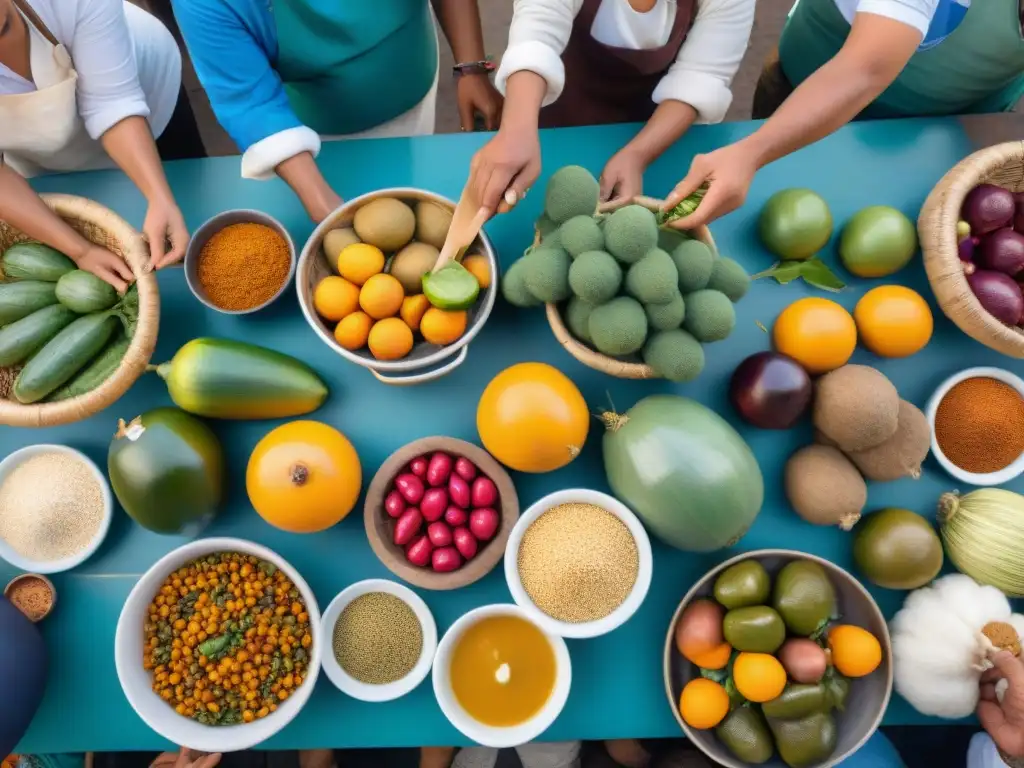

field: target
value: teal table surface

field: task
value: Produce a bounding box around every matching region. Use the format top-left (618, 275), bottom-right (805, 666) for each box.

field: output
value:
top-left (5, 116), bottom-right (1009, 753)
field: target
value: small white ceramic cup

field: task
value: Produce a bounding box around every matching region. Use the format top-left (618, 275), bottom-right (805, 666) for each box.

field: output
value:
top-left (0, 444), bottom-right (113, 574)
top-left (504, 488), bottom-right (653, 639)
top-left (926, 366), bottom-right (1024, 486)
top-left (320, 578), bottom-right (437, 703)
top-left (432, 603), bottom-right (572, 748)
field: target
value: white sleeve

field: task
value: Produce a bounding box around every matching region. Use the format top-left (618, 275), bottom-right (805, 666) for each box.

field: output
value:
top-left (852, 0), bottom-right (939, 36)
top-left (494, 0), bottom-right (584, 107)
top-left (967, 732), bottom-right (1012, 768)
top-left (651, 0), bottom-right (755, 124)
top-left (69, 0), bottom-right (153, 139)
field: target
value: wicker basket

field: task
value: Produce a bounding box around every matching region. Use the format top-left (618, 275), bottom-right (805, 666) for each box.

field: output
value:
top-left (919, 141), bottom-right (1024, 358)
top-left (546, 195), bottom-right (717, 379)
top-left (0, 194), bottom-right (159, 427)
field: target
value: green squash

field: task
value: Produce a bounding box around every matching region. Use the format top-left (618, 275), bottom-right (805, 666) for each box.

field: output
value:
top-left (108, 407), bottom-right (225, 535)
top-left (601, 394), bottom-right (764, 552)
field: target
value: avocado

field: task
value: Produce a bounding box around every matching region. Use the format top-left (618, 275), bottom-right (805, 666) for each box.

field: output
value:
top-left (544, 165), bottom-right (600, 224)
top-left (723, 606), bottom-right (786, 653)
top-left (762, 684), bottom-right (830, 720)
top-left (715, 706), bottom-right (773, 764)
top-left (768, 711), bottom-right (838, 768)
top-left (559, 215), bottom-right (605, 257)
top-left (625, 248), bottom-right (679, 304)
top-left (772, 561), bottom-right (837, 637)
top-left (604, 205), bottom-right (659, 264)
top-left (714, 560), bottom-right (771, 610)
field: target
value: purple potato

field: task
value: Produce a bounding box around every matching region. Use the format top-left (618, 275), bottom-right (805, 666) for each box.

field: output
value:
top-left (962, 184), bottom-right (1015, 235)
top-left (730, 351), bottom-right (813, 429)
top-left (968, 269), bottom-right (1024, 326)
top-left (978, 228), bottom-right (1024, 276)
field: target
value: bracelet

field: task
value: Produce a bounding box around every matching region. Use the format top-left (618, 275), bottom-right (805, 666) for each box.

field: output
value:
top-left (453, 59), bottom-right (495, 78)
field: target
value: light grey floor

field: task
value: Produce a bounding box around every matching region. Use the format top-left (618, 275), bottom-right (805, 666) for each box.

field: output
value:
top-left (179, 0), bottom-right (790, 157)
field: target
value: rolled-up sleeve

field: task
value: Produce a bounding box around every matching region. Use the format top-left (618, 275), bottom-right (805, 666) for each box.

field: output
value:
top-left (652, 0), bottom-right (755, 124)
top-left (170, 0), bottom-right (320, 179)
top-left (494, 0), bottom-right (583, 107)
top-left (854, 0), bottom-right (938, 37)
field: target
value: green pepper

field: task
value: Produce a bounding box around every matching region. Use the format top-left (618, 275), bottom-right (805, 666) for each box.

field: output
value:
top-left (198, 633), bottom-right (231, 658)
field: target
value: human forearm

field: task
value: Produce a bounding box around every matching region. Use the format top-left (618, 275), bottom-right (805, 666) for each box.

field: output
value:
top-left (276, 153), bottom-right (342, 223)
top-left (431, 0), bottom-right (486, 63)
top-left (498, 71), bottom-right (546, 136)
top-left (0, 166), bottom-right (96, 262)
top-left (621, 100), bottom-right (698, 168)
top-left (101, 116), bottom-right (176, 205)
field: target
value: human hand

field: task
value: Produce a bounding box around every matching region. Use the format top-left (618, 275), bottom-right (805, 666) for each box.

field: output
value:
top-left (151, 748), bottom-right (222, 768)
top-left (75, 243), bottom-right (134, 293)
top-left (144, 196), bottom-right (189, 269)
top-left (468, 125), bottom-right (540, 215)
top-left (662, 142), bottom-right (759, 230)
top-left (600, 149), bottom-right (645, 207)
top-left (457, 74), bottom-right (503, 132)
top-left (979, 651), bottom-right (1024, 758)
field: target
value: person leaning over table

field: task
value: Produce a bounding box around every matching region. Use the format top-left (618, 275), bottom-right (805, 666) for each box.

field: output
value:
top-left (0, 0), bottom-right (191, 292)
top-left (465, 0), bottom-right (755, 214)
top-left (661, 0), bottom-right (1024, 230)
top-left (169, 0), bottom-right (503, 225)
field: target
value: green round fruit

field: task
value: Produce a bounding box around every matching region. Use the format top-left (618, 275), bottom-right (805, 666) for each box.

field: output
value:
top-left (714, 560), bottom-right (771, 609)
top-left (853, 507), bottom-right (942, 590)
top-left (839, 205), bottom-right (918, 277)
top-left (759, 189), bottom-right (833, 261)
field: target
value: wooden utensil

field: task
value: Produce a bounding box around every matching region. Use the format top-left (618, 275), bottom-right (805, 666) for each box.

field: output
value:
top-left (432, 183), bottom-right (490, 273)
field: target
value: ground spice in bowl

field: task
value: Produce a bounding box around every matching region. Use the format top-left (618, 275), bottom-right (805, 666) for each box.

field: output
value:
top-left (197, 222), bottom-right (292, 311)
top-left (332, 591), bottom-right (423, 685)
top-left (4, 574), bottom-right (55, 622)
top-left (517, 502), bottom-right (639, 624)
top-left (934, 376), bottom-right (1024, 474)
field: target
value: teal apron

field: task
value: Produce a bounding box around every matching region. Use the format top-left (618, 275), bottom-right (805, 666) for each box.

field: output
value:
top-left (270, 0), bottom-right (438, 136)
top-left (778, 0), bottom-right (1024, 118)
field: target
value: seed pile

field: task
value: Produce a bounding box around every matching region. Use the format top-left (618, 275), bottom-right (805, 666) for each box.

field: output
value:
top-left (332, 592), bottom-right (422, 685)
top-left (6, 576), bottom-right (54, 622)
top-left (0, 451), bottom-right (104, 561)
top-left (518, 503), bottom-right (639, 623)
top-left (197, 222), bottom-right (291, 311)
top-left (934, 377), bottom-right (1024, 474)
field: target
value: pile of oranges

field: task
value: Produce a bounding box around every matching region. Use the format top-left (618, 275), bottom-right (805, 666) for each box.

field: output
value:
top-left (313, 243), bottom-right (491, 362)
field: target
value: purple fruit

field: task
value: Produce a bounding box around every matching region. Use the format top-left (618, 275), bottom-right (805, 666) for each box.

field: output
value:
top-left (729, 351), bottom-right (813, 430)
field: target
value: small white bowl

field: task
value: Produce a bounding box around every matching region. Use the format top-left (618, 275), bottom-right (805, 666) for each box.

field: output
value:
top-left (320, 578), bottom-right (437, 702)
top-left (926, 366), bottom-right (1024, 486)
top-left (432, 603), bottom-right (571, 748)
top-left (504, 488), bottom-right (652, 639)
top-left (0, 444), bottom-right (112, 574)
top-left (115, 538), bottom-right (322, 753)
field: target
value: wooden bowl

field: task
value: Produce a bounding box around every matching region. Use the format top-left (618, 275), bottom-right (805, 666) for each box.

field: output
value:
top-left (364, 436), bottom-right (519, 590)
top-left (919, 141), bottom-right (1024, 357)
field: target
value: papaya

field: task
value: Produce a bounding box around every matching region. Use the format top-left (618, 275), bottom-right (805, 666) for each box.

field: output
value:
top-left (108, 407), bottom-right (225, 535)
top-left (152, 338), bottom-right (329, 420)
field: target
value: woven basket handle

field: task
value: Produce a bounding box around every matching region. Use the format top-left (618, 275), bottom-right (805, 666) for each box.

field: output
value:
top-left (597, 195), bottom-right (664, 214)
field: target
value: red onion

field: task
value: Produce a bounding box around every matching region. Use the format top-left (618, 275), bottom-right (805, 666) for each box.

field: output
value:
top-left (968, 269), bottom-right (1024, 326)
top-left (962, 183), bottom-right (1015, 235)
top-left (978, 228), bottom-right (1024, 276)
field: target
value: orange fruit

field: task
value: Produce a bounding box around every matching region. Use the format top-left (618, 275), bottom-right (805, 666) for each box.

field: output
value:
top-left (678, 678), bottom-right (730, 730)
top-left (853, 285), bottom-right (933, 358)
top-left (420, 308), bottom-right (468, 346)
top-left (462, 254), bottom-right (492, 289)
top-left (313, 276), bottom-right (360, 321)
top-left (334, 311), bottom-right (373, 351)
top-left (400, 294), bottom-right (431, 331)
top-left (359, 273), bottom-right (405, 319)
top-left (732, 652), bottom-right (786, 703)
top-left (367, 317), bottom-right (414, 361)
top-left (773, 297), bottom-right (857, 374)
top-left (690, 643), bottom-right (732, 671)
top-left (828, 624), bottom-right (882, 678)
top-left (336, 243), bottom-right (385, 286)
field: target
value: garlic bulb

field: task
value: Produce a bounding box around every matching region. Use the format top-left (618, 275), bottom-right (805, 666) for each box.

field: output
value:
top-left (890, 574), bottom-right (1024, 718)
top-left (939, 489), bottom-right (1024, 597)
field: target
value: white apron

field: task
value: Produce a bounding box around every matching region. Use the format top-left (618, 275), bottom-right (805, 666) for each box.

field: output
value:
top-left (0, 0), bottom-right (114, 178)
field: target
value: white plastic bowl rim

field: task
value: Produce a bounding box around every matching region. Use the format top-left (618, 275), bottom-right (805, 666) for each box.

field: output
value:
top-left (503, 488), bottom-right (653, 639)
top-left (319, 578), bottom-right (437, 702)
top-left (925, 366), bottom-right (1024, 486)
top-left (431, 603), bottom-right (572, 749)
top-left (0, 444), bottom-right (113, 574)
top-left (114, 538), bottom-right (322, 753)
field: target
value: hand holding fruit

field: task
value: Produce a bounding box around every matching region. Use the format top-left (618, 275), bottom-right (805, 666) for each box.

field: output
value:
top-left (599, 148), bottom-right (645, 207)
top-left (73, 242), bottom-right (135, 294)
top-left (979, 651), bottom-right (1024, 758)
top-left (664, 142), bottom-right (760, 230)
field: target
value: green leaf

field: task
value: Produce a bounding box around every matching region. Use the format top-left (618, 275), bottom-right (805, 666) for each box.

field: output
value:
top-left (700, 666), bottom-right (728, 683)
top-left (800, 257), bottom-right (846, 292)
top-left (752, 261), bottom-right (804, 285)
top-left (755, 320), bottom-right (768, 334)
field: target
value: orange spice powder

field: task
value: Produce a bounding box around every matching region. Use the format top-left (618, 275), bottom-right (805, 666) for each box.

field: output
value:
top-left (197, 222), bottom-right (290, 311)
top-left (934, 377), bottom-right (1024, 474)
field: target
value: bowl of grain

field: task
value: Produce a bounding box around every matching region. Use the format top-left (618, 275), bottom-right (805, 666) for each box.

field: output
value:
top-left (184, 209), bottom-right (296, 315)
top-left (4, 573), bottom-right (56, 623)
top-left (320, 578), bottom-right (437, 703)
top-left (0, 444), bottom-right (112, 574)
top-left (504, 488), bottom-right (652, 639)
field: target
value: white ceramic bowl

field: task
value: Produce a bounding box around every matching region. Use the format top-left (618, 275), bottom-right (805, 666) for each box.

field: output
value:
top-left (0, 444), bottom-right (112, 574)
top-left (504, 489), bottom-right (653, 639)
top-left (114, 538), bottom-right (322, 753)
top-left (432, 603), bottom-right (571, 748)
top-left (926, 366), bottom-right (1024, 486)
top-left (320, 578), bottom-right (437, 702)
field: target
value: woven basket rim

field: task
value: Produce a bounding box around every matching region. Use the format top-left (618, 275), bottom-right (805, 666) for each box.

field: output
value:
top-left (0, 193), bottom-right (159, 427)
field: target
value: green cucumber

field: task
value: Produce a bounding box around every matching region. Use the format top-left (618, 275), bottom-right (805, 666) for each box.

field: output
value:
top-left (46, 334), bottom-right (130, 401)
top-left (1, 243), bottom-right (76, 281)
top-left (0, 281), bottom-right (59, 326)
top-left (0, 304), bottom-right (78, 366)
top-left (55, 270), bottom-right (119, 313)
top-left (14, 312), bottom-right (120, 403)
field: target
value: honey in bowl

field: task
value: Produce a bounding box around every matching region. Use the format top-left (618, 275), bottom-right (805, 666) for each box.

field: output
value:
top-left (449, 614), bottom-right (556, 727)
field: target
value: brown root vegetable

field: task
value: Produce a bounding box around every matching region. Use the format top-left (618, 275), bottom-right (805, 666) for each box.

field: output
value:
top-left (813, 365), bottom-right (900, 451)
top-left (784, 445), bottom-right (866, 530)
top-left (674, 598), bottom-right (725, 664)
top-left (777, 638), bottom-right (828, 683)
top-left (847, 399), bottom-right (931, 481)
